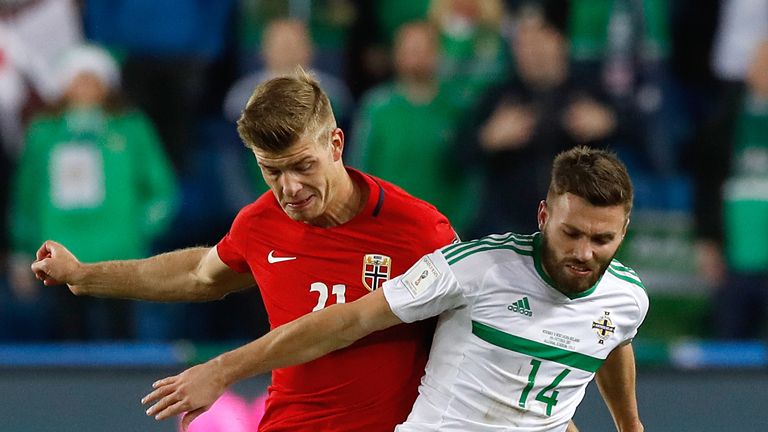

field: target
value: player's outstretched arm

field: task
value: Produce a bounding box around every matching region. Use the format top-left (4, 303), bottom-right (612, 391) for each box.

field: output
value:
top-left (566, 420), bottom-right (580, 432)
top-left (141, 288), bottom-right (403, 429)
top-left (595, 342), bottom-right (644, 432)
top-left (30, 240), bottom-right (254, 302)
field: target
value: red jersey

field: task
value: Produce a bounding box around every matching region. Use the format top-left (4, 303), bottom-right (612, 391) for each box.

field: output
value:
top-left (216, 169), bottom-right (456, 431)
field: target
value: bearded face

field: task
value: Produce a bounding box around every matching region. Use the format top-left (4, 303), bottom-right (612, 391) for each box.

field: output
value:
top-left (537, 194), bottom-right (628, 295)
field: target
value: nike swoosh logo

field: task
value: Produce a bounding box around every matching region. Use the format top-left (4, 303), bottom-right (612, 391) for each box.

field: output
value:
top-left (268, 250), bottom-right (297, 264)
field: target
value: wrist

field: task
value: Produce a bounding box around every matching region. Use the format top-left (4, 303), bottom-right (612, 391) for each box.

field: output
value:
top-left (69, 262), bottom-right (93, 295)
top-left (617, 420), bottom-right (643, 432)
top-left (213, 351), bottom-right (242, 388)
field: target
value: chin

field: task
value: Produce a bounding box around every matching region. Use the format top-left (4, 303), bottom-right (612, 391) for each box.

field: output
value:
top-left (554, 274), bottom-right (596, 294)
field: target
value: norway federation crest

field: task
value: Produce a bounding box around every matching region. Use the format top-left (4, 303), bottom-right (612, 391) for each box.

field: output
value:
top-left (362, 254), bottom-right (392, 291)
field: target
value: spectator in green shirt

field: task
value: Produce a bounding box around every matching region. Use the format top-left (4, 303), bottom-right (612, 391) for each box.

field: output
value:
top-left (695, 40), bottom-right (768, 339)
top-left (8, 44), bottom-right (179, 340)
top-left (351, 21), bottom-right (477, 235)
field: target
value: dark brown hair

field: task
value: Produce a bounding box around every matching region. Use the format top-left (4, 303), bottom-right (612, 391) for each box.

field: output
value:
top-left (548, 146), bottom-right (633, 214)
top-left (236, 68), bottom-right (335, 152)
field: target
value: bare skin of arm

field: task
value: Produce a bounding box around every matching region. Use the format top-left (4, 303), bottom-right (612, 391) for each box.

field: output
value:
top-left (141, 285), bottom-right (590, 431)
top-left (595, 343), bottom-right (644, 432)
top-left (30, 240), bottom-right (255, 302)
top-left (566, 420), bottom-right (580, 432)
top-left (142, 288), bottom-right (403, 430)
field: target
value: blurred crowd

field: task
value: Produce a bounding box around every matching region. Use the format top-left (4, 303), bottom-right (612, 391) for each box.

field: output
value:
top-left (0, 0), bottom-right (767, 342)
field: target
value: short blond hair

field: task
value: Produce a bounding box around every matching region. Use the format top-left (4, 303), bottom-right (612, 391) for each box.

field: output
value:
top-left (237, 68), bottom-right (336, 152)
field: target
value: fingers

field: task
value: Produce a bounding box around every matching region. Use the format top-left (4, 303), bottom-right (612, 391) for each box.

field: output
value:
top-left (152, 376), bottom-right (175, 389)
top-left (35, 241), bottom-right (55, 261)
top-left (30, 259), bottom-right (60, 286)
top-left (141, 381), bottom-right (175, 407)
top-left (151, 398), bottom-right (186, 421)
top-left (180, 408), bottom-right (206, 432)
top-left (144, 388), bottom-right (184, 419)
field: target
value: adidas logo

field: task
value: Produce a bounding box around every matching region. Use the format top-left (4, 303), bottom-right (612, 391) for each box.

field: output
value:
top-left (508, 297), bottom-right (533, 317)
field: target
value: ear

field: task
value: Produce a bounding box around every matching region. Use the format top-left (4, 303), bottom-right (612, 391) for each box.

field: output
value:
top-left (621, 216), bottom-right (630, 239)
top-left (537, 200), bottom-right (548, 231)
top-left (331, 127), bottom-right (344, 162)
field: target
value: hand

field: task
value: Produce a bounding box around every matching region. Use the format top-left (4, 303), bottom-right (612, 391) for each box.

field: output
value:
top-left (479, 103), bottom-right (536, 151)
top-left (29, 240), bottom-right (82, 288)
top-left (141, 360), bottom-right (229, 431)
top-left (563, 98), bottom-right (616, 142)
top-left (695, 240), bottom-right (726, 287)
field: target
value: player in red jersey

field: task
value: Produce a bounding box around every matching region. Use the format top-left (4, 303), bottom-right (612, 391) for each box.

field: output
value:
top-left (30, 70), bottom-right (457, 431)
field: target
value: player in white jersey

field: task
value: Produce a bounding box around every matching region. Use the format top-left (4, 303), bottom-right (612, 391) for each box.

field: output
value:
top-left (143, 146), bottom-right (646, 432)
top-left (385, 232), bottom-right (647, 431)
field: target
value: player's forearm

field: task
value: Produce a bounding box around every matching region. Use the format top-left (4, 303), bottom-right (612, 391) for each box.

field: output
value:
top-left (566, 420), bottom-right (580, 432)
top-left (216, 302), bottom-right (370, 386)
top-left (596, 343), bottom-right (643, 432)
top-left (72, 248), bottom-right (211, 301)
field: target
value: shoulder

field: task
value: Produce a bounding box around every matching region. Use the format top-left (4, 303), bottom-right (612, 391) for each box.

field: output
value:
top-left (439, 232), bottom-right (535, 267)
top-left (604, 259), bottom-right (649, 309)
top-left (230, 192), bottom-right (279, 227)
top-left (109, 109), bottom-right (155, 128)
top-left (364, 173), bottom-right (456, 245)
top-left (24, 114), bottom-right (64, 146)
top-left (26, 114), bottom-right (61, 132)
top-left (605, 259), bottom-right (646, 292)
top-left (376, 175), bottom-right (446, 221)
top-left (359, 83), bottom-right (399, 109)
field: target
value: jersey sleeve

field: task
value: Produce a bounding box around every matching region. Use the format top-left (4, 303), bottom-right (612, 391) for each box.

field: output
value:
top-left (383, 250), bottom-right (467, 323)
top-left (215, 208), bottom-right (252, 273)
top-left (624, 283), bottom-right (650, 343)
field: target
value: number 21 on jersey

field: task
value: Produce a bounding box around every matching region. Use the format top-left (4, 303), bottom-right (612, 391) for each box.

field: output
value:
top-left (310, 282), bottom-right (346, 311)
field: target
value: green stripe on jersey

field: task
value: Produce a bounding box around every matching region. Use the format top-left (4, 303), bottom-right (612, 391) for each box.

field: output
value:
top-left (608, 260), bottom-right (644, 289)
top-left (472, 321), bottom-right (604, 373)
top-left (444, 233), bottom-right (533, 265)
top-left (442, 233), bottom-right (513, 257)
top-left (609, 262), bottom-right (639, 277)
top-left (607, 267), bottom-right (645, 290)
top-left (446, 244), bottom-right (533, 265)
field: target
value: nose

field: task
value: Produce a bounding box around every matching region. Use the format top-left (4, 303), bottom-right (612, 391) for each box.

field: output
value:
top-left (279, 172), bottom-right (303, 197)
top-left (571, 238), bottom-right (594, 263)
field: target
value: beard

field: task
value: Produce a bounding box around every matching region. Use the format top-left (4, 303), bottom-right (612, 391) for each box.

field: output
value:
top-left (540, 231), bottom-right (614, 295)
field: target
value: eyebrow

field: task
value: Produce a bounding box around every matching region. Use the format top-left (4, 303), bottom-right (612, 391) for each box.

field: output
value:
top-left (562, 224), bottom-right (616, 240)
top-left (258, 156), bottom-right (314, 170)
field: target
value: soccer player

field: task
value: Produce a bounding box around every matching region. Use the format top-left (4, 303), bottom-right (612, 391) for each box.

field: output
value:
top-left (143, 146), bottom-right (647, 432)
top-left (30, 71), bottom-right (458, 431)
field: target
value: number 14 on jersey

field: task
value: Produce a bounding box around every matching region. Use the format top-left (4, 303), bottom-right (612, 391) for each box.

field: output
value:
top-left (519, 359), bottom-right (571, 416)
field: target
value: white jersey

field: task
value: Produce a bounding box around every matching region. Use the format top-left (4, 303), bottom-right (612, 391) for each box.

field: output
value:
top-left (383, 232), bottom-right (649, 432)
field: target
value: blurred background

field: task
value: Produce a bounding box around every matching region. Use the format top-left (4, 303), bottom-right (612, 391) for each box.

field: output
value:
top-left (1, 0), bottom-right (767, 430)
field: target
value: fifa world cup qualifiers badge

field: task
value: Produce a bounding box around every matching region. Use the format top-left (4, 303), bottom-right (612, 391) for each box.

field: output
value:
top-left (403, 256), bottom-right (440, 298)
top-left (592, 311), bottom-right (616, 345)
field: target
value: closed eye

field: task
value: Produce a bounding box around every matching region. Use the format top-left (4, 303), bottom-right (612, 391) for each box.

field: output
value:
top-left (295, 162), bottom-right (314, 172)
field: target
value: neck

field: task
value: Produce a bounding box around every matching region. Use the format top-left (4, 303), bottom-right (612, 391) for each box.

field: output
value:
top-left (525, 63), bottom-right (568, 91)
top-left (399, 78), bottom-right (438, 104)
top-left (309, 169), bottom-right (367, 228)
